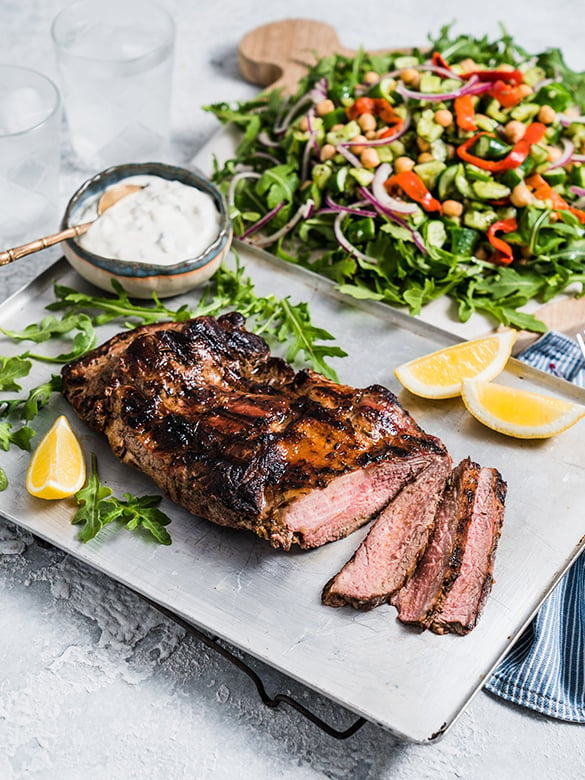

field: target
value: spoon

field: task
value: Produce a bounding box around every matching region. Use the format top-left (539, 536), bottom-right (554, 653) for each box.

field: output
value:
top-left (0, 182), bottom-right (143, 266)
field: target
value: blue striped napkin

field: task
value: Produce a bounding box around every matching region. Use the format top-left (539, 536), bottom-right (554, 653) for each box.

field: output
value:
top-left (485, 331), bottom-right (585, 721)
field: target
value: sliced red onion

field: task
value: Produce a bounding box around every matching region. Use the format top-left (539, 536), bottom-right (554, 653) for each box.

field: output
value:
top-left (255, 151), bottom-right (282, 166)
top-left (359, 185), bottom-right (427, 253)
top-left (547, 138), bottom-right (574, 170)
top-left (323, 194), bottom-right (377, 217)
top-left (227, 170), bottom-right (261, 207)
top-left (240, 200), bottom-right (285, 239)
top-left (369, 163), bottom-right (418, 214)
top-left (336, 143), bottom-right (362, 168)
top-left (558, 114), bottom-right (585, 127)
top-left (569, 185), bottom-right (585, 198)
top-left (309, 77), bottom-right (328, 103)
top-left (333, 212), bottom-right (379, 265)
top-left (257, 130), bottom-right (281, 148)
top-left (572, 154), bottom-right (585, 162)
top-left (305, 109), bottom-right (321, 154)
top-left (395, 77), bottom-right (491, 102)
top-left (246, 199), bottom-right (315, 248)
top-left (417, 62), bottom-right (464, 81)
top-left (274, 94), bottom-right (314, 135)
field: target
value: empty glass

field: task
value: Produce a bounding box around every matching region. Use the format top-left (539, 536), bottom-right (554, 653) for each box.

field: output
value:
top-left (52, 0), bottom-right (175, 171)
top-left (0, 66), bottom-right (61, 248)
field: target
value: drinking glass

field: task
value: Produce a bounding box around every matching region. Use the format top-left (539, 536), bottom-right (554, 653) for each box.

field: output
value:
top-left (52, 0), bottom-right (175, 171)
top-left (0, 66), bottom-right (61, 248)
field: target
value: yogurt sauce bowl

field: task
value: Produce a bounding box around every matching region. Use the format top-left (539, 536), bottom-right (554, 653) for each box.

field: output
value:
top-left (62, 162), bottom-right (233, 299)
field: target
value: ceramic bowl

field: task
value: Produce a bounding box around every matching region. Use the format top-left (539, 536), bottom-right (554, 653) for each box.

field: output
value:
top-left (62, 162), bottom-right (233, 299)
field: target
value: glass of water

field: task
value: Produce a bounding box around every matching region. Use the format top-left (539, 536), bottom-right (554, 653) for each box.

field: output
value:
top-left (0, 66), bottom-right (61, 249)
top-left (52, 0), bottom-right (175, 171)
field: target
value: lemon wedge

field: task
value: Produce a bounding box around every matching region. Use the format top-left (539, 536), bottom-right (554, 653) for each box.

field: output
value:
top-left (461, 379), bottom-right (585, 438)
top-left (26, 415), bottom-right (86, 499)
top-left (394, 331), bottom-right (517, 399)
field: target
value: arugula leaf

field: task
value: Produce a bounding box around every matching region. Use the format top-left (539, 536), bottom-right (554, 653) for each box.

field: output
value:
top-left (256, 164), bottom-right (299, 208)
top-left (0, 468), bottom-right (7, 492)
top-left (0, 375), bottom-right (62, 420)
top-left (47, 280), bottom-right (192, 327)
top-left (0, 422), bottom-right (35, 452)
top-left (0, 314), bottom-right (97, 363)
top-left (72, 453), bottom-right (172, 545)
top-left (195, 258), bottom-right (347, 381)
top-left (0, 356), bottom-right (32, 392)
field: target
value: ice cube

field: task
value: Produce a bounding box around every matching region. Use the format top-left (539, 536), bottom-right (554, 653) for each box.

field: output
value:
top-left (0, 86), bottom-right (52, 135)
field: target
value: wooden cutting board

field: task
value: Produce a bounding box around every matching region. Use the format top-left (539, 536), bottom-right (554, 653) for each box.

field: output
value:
top-left (237, 19), bottom-right (585, 347)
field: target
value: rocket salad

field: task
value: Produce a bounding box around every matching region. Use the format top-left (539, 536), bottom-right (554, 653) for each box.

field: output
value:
top-left (206, 25), bottom-right (585, 331)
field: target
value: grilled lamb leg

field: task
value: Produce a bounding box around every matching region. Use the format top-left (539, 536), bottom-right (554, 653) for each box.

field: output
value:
top-left (428, 464), bottom-right (507, 635)
top-left (61, 313), bottom-right (449, 551)
top-left (391, 458), bottom-right (478, 628)
top-left (321, 454), bottom-right (451, 609)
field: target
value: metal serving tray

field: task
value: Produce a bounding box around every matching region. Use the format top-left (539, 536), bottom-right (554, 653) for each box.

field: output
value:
top-left (1, 249), bottom-right (585, 743)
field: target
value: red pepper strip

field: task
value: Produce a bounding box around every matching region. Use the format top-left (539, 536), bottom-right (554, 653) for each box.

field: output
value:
top-left (526, 174), bottom-right (585, 223)
top-left (385, 171), bottom-right (442, 213)
top-left (457, 122), bottom-right (546, 172)
top-left (488, 80), bottom-right (526, 108)
top-left (461, 69), bottom-right (524, 85)
top-left (346, 97), bottom-right (402, 127)
top-left (487, 218), bottom-right (518, 265)
top-left (432, 51), bottom-right (452, 70)
top-left (454, 94), bottom-right (477, 132)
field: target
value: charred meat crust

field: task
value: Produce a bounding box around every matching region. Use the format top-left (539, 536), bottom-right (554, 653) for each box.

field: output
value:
top-left (61, 314), bottom-right (450, 550)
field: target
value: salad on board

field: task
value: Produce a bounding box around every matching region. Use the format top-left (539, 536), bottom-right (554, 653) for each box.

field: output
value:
top-left (206, 26), bottom-right (585, 332)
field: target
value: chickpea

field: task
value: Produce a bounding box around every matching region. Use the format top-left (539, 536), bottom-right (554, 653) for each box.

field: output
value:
top-left (363, 70), bottom-right (380, 85)
top-left (547, 145), bottom-right (563, 163)
top-left (298, 116), bottom-right (309, 132)
top-left (349, 134), bottom-right (368, 154)
top-left (400, 68), bottom-right (421, 88)
top-left (510, 181), bottom-right (534, 208)
top-left (357, 113), bottom-right (377, 133)
top-left (442, 200), bottom-right (464, 218)
top-left (517, 84), bottom-right (533, 99)
top-left (360, 148), bottom-right (380, 169)
top-left (505, 120), bottom-right (526, 143)
top-left (417, 137), bottom-right (431, 152)
top-left (319, 143), bottom-right (337, 162)
top-left (316, 99), bottom-right (335, 117)
top-left (458, 58), bottom-right (478, 73)
top-left (434, 109), bottom-right (453, 127)
top-left (445, 144), bottom-right (456, 160)
top-left (330, 123), bottom-right (345, 132)
top-left (538, 104), bottom-right (556, 124)
top-left (417, 152), bottom-right (435, 163)
top-left (365, 130), bottom-right (377, 140)
top-left (393, 156), bottom-right (416, 174)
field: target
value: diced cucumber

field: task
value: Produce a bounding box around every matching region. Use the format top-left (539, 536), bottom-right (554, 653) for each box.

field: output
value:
top-left (367, 77), bottom-right (396, 103)
top-left (463, 209), bottom-right (498, 230)
top-left (417, 109), bottom-right (444, 143)
top-left (322, 107), bottom-right (348, 131)
top-left (475, 114), bottom-right (498, 132)
top-left (394, 55), bottom-right (420, 69)
top-left (413, 160), bottom-right (446, 190)
top-left (570, 165), bottom-right (585, 188)
top-left (448, 225), bottom-right (480, 256)
top-left (347, 217), bottom-right (376, 243)
top-left (472, 180), bottom-right (511, 200)
top-left (312, 162), bottom-right (332, 189)
top-left (327, 165), bottom-right (349, 195)
top-left (419, 73), bottom-right (442, 94)
top-left (326, 120), bottom-right (361, 146)
top-left (474, 134), bottom-right (511, 161)
top-left (485, 99), bottom-right (508, 123)
top-left (437, 166), bottom-right (457, 200)
top-left (529, 143), bottom-right (550, 165)
top-left (455, 164), bottom-right (474, 198)
top-left (349, 167), bottom-right (375, 187)
top-left (510, 102), bottom-right (540, 122)
top-left (542, 168), bottom-right (567, 187)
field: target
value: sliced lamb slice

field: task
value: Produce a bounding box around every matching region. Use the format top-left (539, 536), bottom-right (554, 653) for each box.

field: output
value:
top-left (429, 465), bottom-right (507, 636)
top-left (321, 454), bottom-right (451, 610)
top-left (391, 458), bottom-right (479, 628)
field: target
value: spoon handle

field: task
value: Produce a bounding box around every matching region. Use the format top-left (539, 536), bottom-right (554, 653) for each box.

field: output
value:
top-left (0, 221), bottom-right (94, 266)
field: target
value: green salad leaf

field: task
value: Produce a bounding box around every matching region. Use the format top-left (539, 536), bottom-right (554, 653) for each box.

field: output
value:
top-left (205, 25), bottom-right (585, 331)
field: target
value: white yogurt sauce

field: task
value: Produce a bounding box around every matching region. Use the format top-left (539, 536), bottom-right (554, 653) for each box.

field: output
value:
top-left (75, 175), bottom-right (221, 265)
